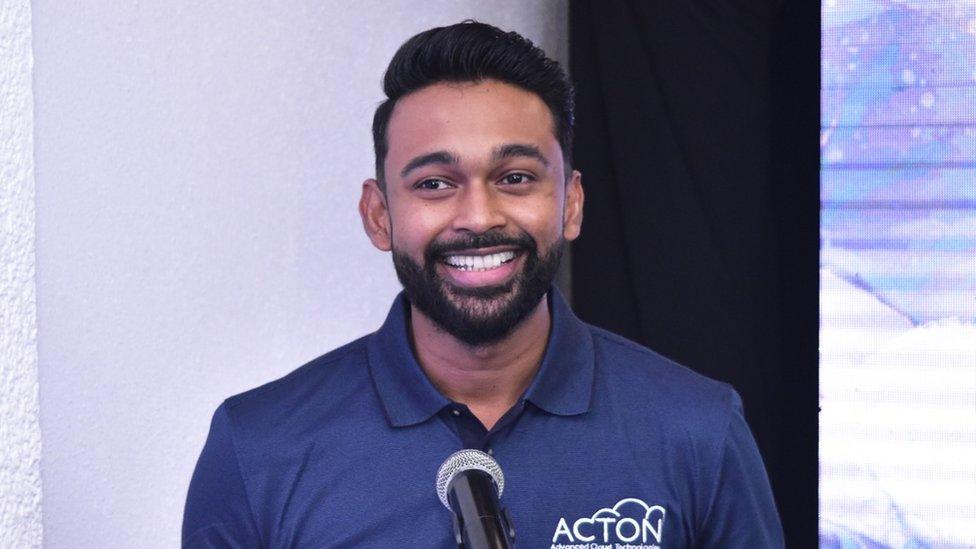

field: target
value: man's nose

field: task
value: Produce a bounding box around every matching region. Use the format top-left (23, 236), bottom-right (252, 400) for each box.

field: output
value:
top-left (451, 183), bottom-right (506, 233)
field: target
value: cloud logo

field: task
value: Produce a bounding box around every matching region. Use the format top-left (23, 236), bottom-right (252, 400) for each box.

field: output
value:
top-left (551, 497), bottom-right (667, 545)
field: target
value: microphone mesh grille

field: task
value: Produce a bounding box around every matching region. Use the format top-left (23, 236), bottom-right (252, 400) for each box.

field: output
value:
top-left (435, 449), bottom-right (505, 510)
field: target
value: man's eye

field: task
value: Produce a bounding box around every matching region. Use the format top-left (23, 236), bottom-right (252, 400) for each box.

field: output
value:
top-left (416, 178), bottom-right (451, 191)
top-left (501, 173), bottom-right (533, 185)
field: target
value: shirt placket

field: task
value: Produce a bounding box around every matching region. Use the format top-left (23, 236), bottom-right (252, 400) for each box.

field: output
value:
top-left (442, 400), bottom-right (527, 456)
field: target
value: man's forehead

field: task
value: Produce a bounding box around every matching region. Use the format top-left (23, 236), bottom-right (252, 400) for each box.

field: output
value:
top-left (384, 80), bottom-right (561, 174)
top-left (398, 143), bottom-right (552, 180)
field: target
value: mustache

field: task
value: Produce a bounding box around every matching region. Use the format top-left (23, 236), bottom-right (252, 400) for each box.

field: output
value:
top-left (424, 231), bottom-right (537, 260)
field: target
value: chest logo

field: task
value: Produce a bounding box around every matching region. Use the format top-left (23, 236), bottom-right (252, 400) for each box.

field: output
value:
top-left (550, 497), bottom-right (666, 549)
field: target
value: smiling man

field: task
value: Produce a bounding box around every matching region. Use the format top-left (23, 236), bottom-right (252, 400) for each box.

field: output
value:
top-left (183, 22), bottom-right (783, 548)
top-left (360, 75), bottom-right (581, 431)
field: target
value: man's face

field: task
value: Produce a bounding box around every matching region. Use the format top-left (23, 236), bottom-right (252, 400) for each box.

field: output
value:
top-left (360, 80), bottom-right (583, 346)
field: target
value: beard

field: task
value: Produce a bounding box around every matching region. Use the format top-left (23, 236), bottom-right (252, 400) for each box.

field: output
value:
top-left (392, 230), bottom-right (564, 347)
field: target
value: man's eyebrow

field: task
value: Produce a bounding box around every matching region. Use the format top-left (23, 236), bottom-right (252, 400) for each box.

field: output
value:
top-left (492, 143), bottom-right (550, 167)
top-left (399, 150), bottom-right (460, 179)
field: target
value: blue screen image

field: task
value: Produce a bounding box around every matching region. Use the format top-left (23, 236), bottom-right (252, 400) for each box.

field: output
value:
top-left (820, 1), bottom-right (976, 547)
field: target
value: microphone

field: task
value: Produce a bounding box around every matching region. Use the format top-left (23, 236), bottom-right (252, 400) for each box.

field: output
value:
top-left (436, 449), bottom-right (516, 549)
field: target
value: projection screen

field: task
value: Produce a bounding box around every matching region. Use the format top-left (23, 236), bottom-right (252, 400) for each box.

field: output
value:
top-left (820, 1), bottom-right (976, 546)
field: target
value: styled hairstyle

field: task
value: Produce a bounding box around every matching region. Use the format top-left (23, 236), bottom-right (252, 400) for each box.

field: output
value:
top-left (372, 21), bottom-right (575, 188)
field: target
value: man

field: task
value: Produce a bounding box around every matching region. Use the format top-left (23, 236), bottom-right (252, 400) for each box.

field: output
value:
top-left (183, 22), bottom-right (783, 548)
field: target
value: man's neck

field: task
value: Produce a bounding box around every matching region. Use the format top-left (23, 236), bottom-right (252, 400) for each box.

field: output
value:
top-left (408, 296), bottom-right (552, 430)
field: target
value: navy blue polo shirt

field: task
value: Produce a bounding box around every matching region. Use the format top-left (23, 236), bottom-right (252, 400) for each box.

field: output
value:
top-left (183, 289), bottom-right (783, 548)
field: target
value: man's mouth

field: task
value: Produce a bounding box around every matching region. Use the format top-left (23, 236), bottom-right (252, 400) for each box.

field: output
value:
top-left (442, 250), bottom-right (519, 271)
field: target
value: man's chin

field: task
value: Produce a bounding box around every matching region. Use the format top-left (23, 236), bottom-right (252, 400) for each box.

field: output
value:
top-left (442, 278), bottom-right (516, 300)
top-left (430, 292), bottom-right (544, 347)
top-left (440, 282), bottom-right (520, 315)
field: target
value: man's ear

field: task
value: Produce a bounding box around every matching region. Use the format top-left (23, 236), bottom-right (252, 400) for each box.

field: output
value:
top-left (359, 179), bottom-right (392, 251)
top-left (563, 170), bottom-right (584, 242)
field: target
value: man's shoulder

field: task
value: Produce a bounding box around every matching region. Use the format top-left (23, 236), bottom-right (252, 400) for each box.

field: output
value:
top-left (221, 335), bottom-right (373, 428)
top-left (585, 323), bottom-right (741, 421)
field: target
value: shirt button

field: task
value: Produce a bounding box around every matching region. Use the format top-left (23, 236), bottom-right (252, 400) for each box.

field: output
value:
top-left (451, 409), bottom-right (461, 416)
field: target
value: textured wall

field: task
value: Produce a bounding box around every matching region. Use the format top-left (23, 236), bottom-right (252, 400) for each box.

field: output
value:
top-left (0, 0), bottom-right (43, 546)
top-left (30, 2), bottom-right (567, 547)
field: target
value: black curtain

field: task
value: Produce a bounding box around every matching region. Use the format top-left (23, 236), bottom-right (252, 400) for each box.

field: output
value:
top-left (569, 1), bottom-right (819, 545)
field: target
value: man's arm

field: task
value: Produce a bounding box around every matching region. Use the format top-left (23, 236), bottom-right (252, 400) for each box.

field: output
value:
top-left (695, 392), bottom-right (785, 548)
top-left (183, 403), bottom-right (262, 548)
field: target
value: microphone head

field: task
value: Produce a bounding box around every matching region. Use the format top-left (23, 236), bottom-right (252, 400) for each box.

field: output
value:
top-left (435, 449), bottom-right (505, 510)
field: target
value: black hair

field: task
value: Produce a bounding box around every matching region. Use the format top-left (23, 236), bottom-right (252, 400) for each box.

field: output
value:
top-left (372, 21), bottom-right (574, 188)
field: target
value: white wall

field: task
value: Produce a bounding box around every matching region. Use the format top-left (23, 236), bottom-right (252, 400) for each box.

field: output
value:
top-left (0, 0), bottom-right (42, 546)
top-left (30, 2), bottom-right (567, 547)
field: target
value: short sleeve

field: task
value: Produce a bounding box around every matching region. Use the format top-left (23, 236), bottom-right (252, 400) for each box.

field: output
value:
top-left (182, 403), bottom-right (262, 548)
top-left (696, 391), bottom-right (784, 548)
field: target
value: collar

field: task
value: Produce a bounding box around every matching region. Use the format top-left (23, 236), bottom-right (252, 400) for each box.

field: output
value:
top-left (366, 287), bottom-right (595, 428)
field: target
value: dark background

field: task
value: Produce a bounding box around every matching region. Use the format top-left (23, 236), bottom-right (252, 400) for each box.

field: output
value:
top-left (569, 1), bottom-right (819, 545)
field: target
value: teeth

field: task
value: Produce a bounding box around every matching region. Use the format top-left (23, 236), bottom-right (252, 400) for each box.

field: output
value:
top-left (445, 251), bottom-right (517, 271)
